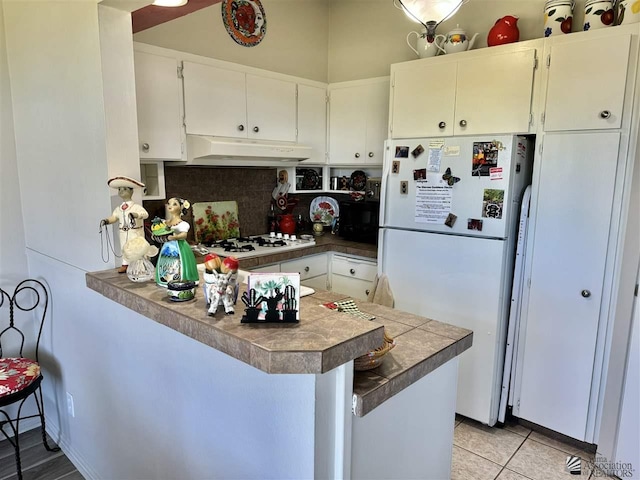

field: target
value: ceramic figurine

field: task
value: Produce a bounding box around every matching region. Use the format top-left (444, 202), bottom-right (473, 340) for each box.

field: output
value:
top-left (487, 15), bottom-right (520, 46)
top-left (153, 197), bottom-right (199, 287)
top-left (203, 255), bottom-right (239, 316)
top-left (121, 237), bottom-right (158, 283)
top-left (100, 176), bottom-right (149, 273)
top-left (272, 169), bottom-right (291, 211)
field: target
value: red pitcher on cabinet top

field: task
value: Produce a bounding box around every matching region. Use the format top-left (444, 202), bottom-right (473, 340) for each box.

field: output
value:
top-left (487, 15), bottom-right (520, 47)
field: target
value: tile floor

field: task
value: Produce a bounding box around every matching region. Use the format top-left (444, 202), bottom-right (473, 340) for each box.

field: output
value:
top-left (452, 415), bottom-right (618, 480)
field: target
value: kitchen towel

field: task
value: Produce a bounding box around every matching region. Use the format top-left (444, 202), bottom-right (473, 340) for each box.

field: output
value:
top-left (366, 274), bottom-right (394, 307)
top-left (324, 299), bottom-right (376, 321)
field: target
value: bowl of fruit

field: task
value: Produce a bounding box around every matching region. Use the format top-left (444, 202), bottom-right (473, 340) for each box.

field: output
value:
top-left (150, 217), bottom-right (173, 243)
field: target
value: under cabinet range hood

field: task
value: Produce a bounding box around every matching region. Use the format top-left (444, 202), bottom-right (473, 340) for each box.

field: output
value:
top-left (178, 135), bottom-right (313, 166)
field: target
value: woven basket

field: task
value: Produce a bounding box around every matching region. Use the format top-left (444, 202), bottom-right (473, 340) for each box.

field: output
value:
top-left (354, 330), bottom-right (396, 371)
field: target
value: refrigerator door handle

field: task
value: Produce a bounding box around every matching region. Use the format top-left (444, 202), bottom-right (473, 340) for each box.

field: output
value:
top-left (379, 140), bottom-right (391, 228)
top-left (377, 227), bottom-right (386, 276)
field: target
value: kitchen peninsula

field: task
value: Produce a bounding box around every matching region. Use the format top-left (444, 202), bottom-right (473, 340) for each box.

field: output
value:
top-left (87, 263), bottom-right (472, 479)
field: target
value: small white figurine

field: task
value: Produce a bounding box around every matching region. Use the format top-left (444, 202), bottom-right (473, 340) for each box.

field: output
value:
top-left (203, 255), bottom-right (239, 316)
top-left (101, 176), bottom-right (149, 273)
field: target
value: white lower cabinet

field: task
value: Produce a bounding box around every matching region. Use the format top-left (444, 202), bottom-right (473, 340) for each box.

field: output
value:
top-left (248, 252), bottom-right (378, 298)
top-left (250, 264), bottom-right (280, 273)
top-left (331, 255), bottom-right (377, 301)
top-left (281, 254), bottom-right (328, 289)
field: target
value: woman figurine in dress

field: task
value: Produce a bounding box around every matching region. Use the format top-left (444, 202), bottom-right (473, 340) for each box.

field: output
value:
top-left (154, 197), bottom-right (199, 287)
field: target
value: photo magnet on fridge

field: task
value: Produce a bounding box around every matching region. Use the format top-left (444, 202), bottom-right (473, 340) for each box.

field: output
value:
top-left (482, 189), bottom-right (504, 219)
top-left (467, 218), bottom-right (483, 231)
top-left (472, 141), bottom-right (500, 177)
top-left (445, 213), bottom-right (457, 228)
top-left (395, 146), bottom-right (409, 158)
top-left (392, 160), bottom-right (400, 174)
top-left (413, 168), bottom-right (427, 181)
top-left (411, 144), bottom-right (425, 158)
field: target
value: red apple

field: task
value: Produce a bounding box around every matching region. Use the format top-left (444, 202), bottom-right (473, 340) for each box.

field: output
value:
top-left (601, 9), bottom-right (614, 25)
top-left (204, 253), bottom-right (221, 272)
top-left (220, 256), bottom-right (239, 273)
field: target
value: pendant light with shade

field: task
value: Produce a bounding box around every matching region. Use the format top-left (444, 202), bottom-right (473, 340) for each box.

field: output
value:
top-left (395, 0), bottom-right (469, 39)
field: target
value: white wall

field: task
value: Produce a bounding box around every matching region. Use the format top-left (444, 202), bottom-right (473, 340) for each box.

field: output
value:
top-left (0, 0), bottom-right (27, 288)
top-left (133, 0), bottom-right (599, 83)
top-left (3, 2), bottom-right (321, 478)
top-left (133, 0), bottom-right (330, 82)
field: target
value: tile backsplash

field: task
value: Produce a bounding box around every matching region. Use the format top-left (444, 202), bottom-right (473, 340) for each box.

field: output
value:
top-left (143, 166), bottom-right (350, 242)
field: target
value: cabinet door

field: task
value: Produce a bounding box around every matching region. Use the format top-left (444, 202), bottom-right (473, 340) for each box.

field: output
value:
top-left (517, 132), bottom-right (620, 441)
top-left (544, 34), bottom-right (631, 132)
top-left (183, 61), bottom-right (247, 138)
top-left (246, 74), bottom-right (297, 142)
top-left (297, 84), bottom-right (327, 164)
top-left (302, 274), bottom-right (328, 291)
top-left (390, 62), bottom-right (456, 138)
top-left (455, 50), bottom-right (536, 135)
top-left (364, 80), bottom-right (390, 165)
top-left (331, 275), bottom-right (374, 301)
top-left (329, 85), bottom-right (367, 164)
top-left (134, 51), bottom-right (183, 160)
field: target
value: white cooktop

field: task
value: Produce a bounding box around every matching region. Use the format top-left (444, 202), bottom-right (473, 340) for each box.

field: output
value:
top-left (192, 234), bottom-right (316, 260)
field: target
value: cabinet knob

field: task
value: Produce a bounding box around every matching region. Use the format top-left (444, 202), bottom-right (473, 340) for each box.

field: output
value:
top-left (238, 124), bottom-right (245, 131)
top-left (142, 143), bottom-right (150, 152)
top-left (350, 268), bottom-right (356, 275)
top-left (365, 289), bottom-right (370, 296)
top-left (438, 121), bottom-right (446, 129)
top-left (253, 126), bottom-right (260, 133)
top-left (368, 152), bottom-right (374, 158)
top-left (459, 119), bottom-right (467, 127)
top-left (581, 289), bottom-right (591, 298)
top-left (355, 153), bottom-right (360, 158)
top-left (304, 266), bottom-right (310, 272)
top-left (600, 110), bottom-right (611, 119)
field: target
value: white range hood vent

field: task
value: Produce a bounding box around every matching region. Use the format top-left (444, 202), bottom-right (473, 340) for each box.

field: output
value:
top-left (178, 135), bottom-right (312, 167)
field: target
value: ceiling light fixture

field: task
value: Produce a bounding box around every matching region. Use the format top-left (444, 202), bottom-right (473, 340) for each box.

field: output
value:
top-left (394, 0), bottom-right (469, 36)
top-left (152, 0), bottom-right (188, 7)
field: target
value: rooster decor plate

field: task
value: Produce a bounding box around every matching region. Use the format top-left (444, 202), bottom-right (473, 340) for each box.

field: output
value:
top-left (221, 0), bottom-right (267, 47)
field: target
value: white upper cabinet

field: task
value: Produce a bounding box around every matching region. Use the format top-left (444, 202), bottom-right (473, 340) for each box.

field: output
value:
top-left (543, 33), bottom-right (631, 132)
top-left (246, 74), bottom-right (297, 142)
top-left (390, 47), bottom-right (538, 138)
top-left (297, 84), bottom-right (327, 164)
top-left (182, 61), bottom-right (297, 142)
top-left (329, 78), bottom-right (390, 165)
top-left (133, 50), bottom-right (184, 160)
top-left (183, 61), bottom-right (246, 138)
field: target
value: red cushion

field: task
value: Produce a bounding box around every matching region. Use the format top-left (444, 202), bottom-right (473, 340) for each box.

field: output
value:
top-left (0, 358), bottom-right (41, 398)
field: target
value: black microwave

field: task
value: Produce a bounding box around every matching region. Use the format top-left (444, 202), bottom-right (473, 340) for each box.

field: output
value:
top-left (337, 200), bottom-right (380, 245)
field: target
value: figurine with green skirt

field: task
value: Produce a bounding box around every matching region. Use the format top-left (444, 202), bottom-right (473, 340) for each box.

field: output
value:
top-left (153, 197), bottom-right (199, 287)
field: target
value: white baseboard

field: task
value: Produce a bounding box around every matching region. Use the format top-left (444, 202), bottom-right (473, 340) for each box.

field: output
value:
top-left (45, 416), bottom-right (99, 480)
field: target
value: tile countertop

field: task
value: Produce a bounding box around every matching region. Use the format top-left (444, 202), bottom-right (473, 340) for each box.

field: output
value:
top-left (86, 268), bottom-right (472, 417)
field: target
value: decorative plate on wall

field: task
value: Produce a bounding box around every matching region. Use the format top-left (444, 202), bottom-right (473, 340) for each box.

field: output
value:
top-left (221, 0), bottom-right (267, 47)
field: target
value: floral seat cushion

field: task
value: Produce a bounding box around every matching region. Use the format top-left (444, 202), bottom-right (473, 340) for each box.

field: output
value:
top-left (0, 358), bottom-right (41, 398)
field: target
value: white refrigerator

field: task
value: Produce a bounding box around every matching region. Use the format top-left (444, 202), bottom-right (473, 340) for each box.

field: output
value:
top-left (378, 135), bottom-right (533, 426)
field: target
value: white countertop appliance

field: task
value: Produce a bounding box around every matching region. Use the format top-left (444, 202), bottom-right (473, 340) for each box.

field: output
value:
top-left (378, 135), bottom-right (533, 426)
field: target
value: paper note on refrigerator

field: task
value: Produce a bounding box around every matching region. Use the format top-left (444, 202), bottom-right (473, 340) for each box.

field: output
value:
top-left (415, 183), bottom-right (452, 224)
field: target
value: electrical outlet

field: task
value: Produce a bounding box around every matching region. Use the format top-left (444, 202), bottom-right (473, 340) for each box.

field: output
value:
top-left (400, 181), bottom-right (408, 194)
top-left (392, 160), bottom-right (400, 174)
top-left (66, 392), bottom-right (75, 418)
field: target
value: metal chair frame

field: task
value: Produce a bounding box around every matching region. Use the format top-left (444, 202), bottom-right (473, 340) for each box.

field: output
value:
top-left (0, 279), bottom-right (59, 480)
